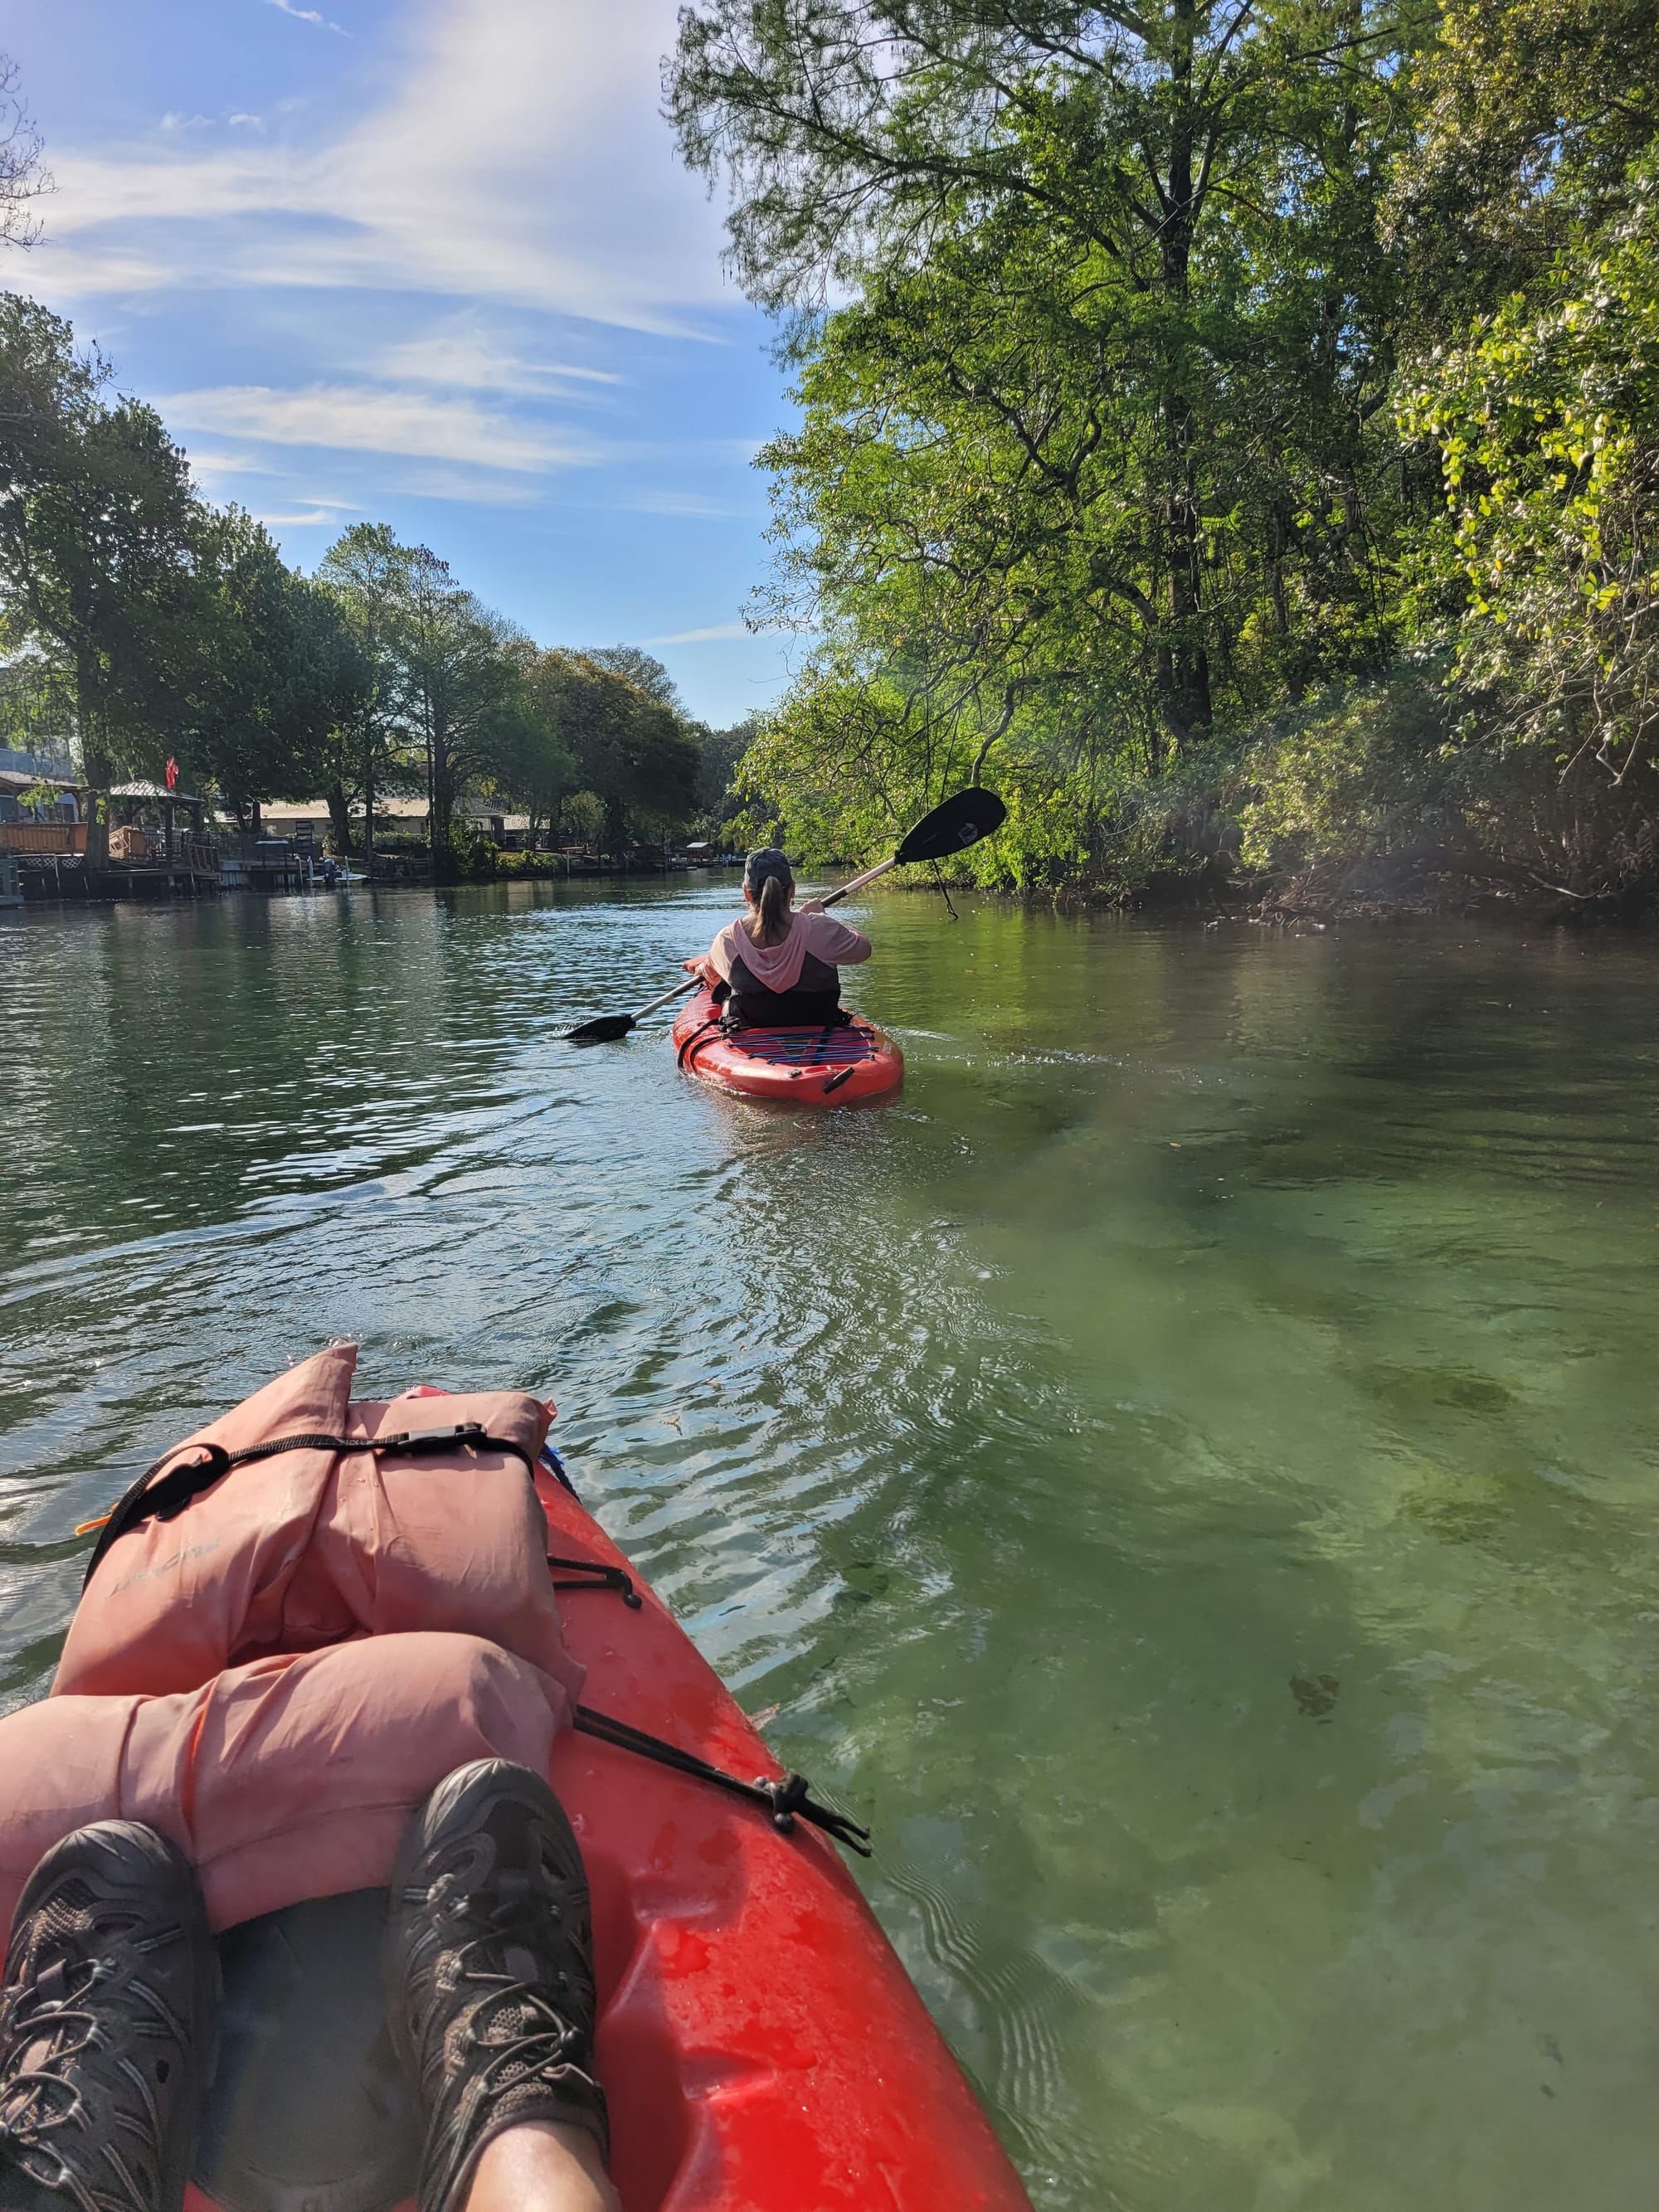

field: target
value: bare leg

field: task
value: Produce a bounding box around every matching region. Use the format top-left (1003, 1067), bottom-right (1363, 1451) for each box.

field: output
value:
top-left (464, 2122), bottom-right (620, 2212)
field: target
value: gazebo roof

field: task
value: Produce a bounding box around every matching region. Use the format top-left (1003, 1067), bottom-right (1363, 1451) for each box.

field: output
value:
top-left (110, 780), bottom-right (203, 805)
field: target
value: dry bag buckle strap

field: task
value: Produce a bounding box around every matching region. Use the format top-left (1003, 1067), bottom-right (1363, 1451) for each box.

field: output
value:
top-left (547, 1553), bottom-right (642, 1609)
top-left (571, 1704), bottom-right (872, 1859)
top-left (79, 1424), bottom-right (537, 1587)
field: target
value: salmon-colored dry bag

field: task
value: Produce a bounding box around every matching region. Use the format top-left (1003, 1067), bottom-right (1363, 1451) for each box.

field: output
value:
top-left (1, 1345), bottom-right (581, 1937)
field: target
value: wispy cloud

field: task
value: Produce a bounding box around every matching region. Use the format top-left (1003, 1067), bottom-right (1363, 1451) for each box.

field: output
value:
top-left (380, 319), bottom-right (623, 398)
top-left (263, 0), bottom-right (349, 36)
top-left (627, 491), bottom-right (742, 521)
top-left (181, 449), bottom-right (278, 481)
top-left (382, 466), bottom-right (544, 507)
top-left (158, 383), bottom-right (600, 473)
top-left (648, 621), bottom-right (752, 644)
top-left (248, 503), bottom-right (356, 527)
top-left (36, 0), bottom-right (730, 333)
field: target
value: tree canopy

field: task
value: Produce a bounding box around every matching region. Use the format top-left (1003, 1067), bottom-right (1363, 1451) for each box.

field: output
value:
top-left (0, 302), bottom-right (703, 868)
top-left (669, 0), bottom-right (1659, 905)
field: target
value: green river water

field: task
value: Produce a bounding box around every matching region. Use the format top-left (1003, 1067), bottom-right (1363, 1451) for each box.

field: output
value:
top-left (2, 880), bottom-right (1658, 2210)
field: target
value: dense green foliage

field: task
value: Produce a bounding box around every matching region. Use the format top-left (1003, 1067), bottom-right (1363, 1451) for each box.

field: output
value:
top-left (0, 289), bottom-right (708, 867)
top-left (670, 0), bottom-right (1659, 907)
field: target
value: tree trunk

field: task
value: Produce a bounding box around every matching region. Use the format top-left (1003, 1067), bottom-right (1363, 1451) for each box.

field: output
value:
top-left (326, 783), bottom-right (353, 855)
top-left (429, 722), bottom-right (460, 881)
top-left (76, 651), bottom-right (111, 874)
top-left (363, 718), bottom-right (376, 882)
top-left (1151, 0), bottom-right (1212, 755)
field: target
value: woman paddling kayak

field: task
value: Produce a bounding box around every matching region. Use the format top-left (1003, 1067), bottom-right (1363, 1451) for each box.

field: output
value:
top-left (685, 848), bottom-right (871, 1028)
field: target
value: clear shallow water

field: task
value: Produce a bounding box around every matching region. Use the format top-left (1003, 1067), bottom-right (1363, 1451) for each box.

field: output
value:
top-left (2, 882), bottom-right (1658, 2210)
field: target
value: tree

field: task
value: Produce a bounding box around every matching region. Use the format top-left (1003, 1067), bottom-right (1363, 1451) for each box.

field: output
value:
top-left (400, 547), bottom-right (549, 872)
top-left (0, 294), bottom-right (201, 866)
top-left (183, 509), bottom-right (369, 829)
top-left (1385, 0), bottom-right (1659, 334)
top-left (696, 715), bottom-right (756, 824)
top-left (670, 0), bottom-right (1415, 819)
top-left (483, 683), bottom-right (577, 844)
top-left (529, 651), bottom-right (701, 849)
top-left (0, 56), bottom-right (50, 250)
top-left (582, 644), bottom-right (684, 712)
top-left (315, 523), bottom-right (417, 863)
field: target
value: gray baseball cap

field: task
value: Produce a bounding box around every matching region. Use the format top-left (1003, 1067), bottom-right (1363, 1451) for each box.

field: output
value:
top-left (743, 848), bottom-right (793, 894)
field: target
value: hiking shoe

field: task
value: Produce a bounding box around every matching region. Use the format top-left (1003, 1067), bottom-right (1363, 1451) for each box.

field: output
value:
top-left (384, 1760), bottom-right (608, 2212)
top-left (0, 1821), bottom-right (218, 2212)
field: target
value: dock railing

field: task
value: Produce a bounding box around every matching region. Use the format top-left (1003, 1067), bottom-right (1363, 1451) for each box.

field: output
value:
top-left (0, 822), bottom-right (89, 857)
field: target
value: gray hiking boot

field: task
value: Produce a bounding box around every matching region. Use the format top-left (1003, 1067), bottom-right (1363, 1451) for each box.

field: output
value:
top-left (384, 1759), bottom-right (608, 2212)
top-left (0, 1821), bottom-right (218, 2212)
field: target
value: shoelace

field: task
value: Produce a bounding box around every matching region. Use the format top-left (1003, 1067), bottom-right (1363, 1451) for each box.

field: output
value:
top-left (0, 1966), bottom-right (104, 2135)
top-left (0, 1947), bottom-right (184, 2206)
top-left (407, 1889), bottom-right (587, 2070)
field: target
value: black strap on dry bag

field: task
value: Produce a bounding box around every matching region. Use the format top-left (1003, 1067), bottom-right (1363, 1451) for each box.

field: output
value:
top-left (77, 1430), bottom-right (873, 1858)
top-left (80, 1424), bottom-right (536, 1590)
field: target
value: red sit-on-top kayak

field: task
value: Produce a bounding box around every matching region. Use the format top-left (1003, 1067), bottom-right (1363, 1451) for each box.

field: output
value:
top-left (185, 1428), bottom-right (1030, 2212)
top-left (672, 986), bottom-right (904, 1104)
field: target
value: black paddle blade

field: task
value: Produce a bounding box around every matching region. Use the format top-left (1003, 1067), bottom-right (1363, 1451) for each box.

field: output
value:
top-left (553, 1013), bottom-right (637, 1046)
top-left (893, 786), bottom-right (1007, 865)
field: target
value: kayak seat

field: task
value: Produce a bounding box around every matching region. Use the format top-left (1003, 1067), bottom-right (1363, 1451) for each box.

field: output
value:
top-left (193, 1889), bottom-right (417, 2212)
top-left (189, 1859), bottom-right (702, 2212)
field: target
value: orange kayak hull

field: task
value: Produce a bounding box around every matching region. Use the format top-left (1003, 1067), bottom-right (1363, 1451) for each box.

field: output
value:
top-left (671, 988), bottom-right (904, 1104)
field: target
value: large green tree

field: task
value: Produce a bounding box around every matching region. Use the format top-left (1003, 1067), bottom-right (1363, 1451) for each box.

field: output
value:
top-left (0, 293), bottom-right (201, 865)
top-left (315, 523), bottom-right (419, 863)
top-left (528, 650), bottom-right (700, 849)
top-left (670, 0), bottom-right (1418, 876)
top-left (183, 509), bottom-right (369, 830)
top-left (400, 547), bottom-right (557, 870)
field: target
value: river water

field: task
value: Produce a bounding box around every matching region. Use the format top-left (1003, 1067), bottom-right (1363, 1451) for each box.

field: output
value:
top-left (2, 881), bottom-right (1658, 2210)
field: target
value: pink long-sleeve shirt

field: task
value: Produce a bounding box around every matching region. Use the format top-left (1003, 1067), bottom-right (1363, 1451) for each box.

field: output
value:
top-left (705, 910), bottom-right (872, 993)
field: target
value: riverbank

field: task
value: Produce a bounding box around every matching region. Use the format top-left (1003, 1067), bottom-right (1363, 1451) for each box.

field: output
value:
top-left (772, 668), bottom-right (1659, 926)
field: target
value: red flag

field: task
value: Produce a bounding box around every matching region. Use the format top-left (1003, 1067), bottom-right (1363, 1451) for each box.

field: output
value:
top-left (164, 756), bottom-right (179, 790)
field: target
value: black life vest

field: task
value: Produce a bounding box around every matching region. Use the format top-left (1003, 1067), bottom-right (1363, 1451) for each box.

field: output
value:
top-left (723, 945), bottom-right (847, 1028)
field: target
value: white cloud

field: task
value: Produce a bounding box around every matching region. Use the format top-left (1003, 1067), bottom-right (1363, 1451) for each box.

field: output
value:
top-left (382, 466), bottom-right (544, 506)
top-left (380, 320), bottom-right (623, 397)
top-left (180, 448), bottom-right (276, 480)
top-left (248, 503), bottom-right (355, 526)
top-left (227, 114), bottom-right (266, 132)
top-left (36, 0), bottom-right (732, 333)
top-left (627, 491), bottom-right (742, 520)
top-left (31, 245), bottom-right (178, 298)
top-left (648, 621), bottom-right (752, 644)
top-left (158, 383), bottom-right (600, 472)
top-left (263, 0), bottom-right (349, 35)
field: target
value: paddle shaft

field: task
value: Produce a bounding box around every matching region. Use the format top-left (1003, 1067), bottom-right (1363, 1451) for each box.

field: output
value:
top-left (818, 856), bottom-right (898, 907)
top-left (633, 975), bottom-right (703, 1021)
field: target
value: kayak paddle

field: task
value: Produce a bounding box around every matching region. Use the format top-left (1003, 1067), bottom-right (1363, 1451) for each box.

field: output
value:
top-left (554, 975), bottom-right (703, 1048)
top-left (555, 785), bottom-right (1007, 1046)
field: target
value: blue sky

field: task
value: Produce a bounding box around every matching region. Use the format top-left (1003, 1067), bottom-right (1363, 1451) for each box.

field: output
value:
top-left (4, 0), bottom-right (807, 727)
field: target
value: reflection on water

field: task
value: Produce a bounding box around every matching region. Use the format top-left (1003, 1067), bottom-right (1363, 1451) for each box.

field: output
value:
top-left (3, 883), bottom-right (1659, 2209)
